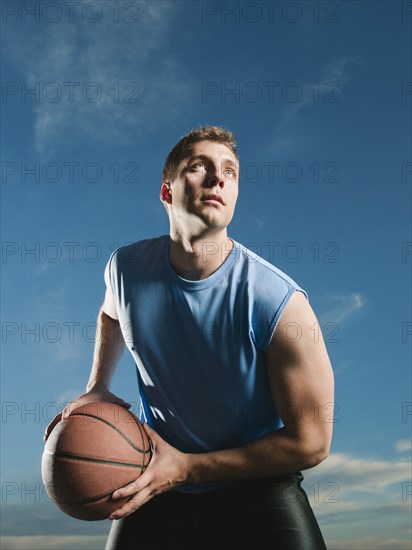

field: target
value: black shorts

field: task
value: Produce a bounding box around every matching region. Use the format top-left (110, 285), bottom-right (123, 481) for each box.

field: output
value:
top-left (105, 472), bottom-right (327, 550)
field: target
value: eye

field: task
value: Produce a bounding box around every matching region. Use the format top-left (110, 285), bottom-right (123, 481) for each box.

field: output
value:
top-left (221, 162), bottom-right (237, 177)
top-left (223, 166), bottom-right (238, 179)
top-left (191, 162), bottom-right (206, 170)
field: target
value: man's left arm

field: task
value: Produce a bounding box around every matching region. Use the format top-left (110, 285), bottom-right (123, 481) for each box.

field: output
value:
top-left (263, 290), bottom-right (335, 463)
top-left (109, 290), bottom-right (335, 518)
top-left (186, 289), bottom-right (335, 480)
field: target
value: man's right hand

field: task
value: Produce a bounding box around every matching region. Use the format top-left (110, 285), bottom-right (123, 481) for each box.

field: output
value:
top-left (43, 387), bottom-right (131, 441)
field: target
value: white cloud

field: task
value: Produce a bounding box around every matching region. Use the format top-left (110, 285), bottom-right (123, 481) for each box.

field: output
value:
top-left (396, 439), bottom-right (412, 453)
top-left (302, 452), bottom-right (411, 495)
top-left (326, 537), bottom-right (412, 549)
top-left (2, 535), bottom-right (411, 550)
top-left (1, 449), bottom-right (411, 549)
top-left (2, 534), bottom-right (412, 550)
top-left (300, 451), bottom-right (411, 540)
top-left (0, 536), bottom-right (108, 550)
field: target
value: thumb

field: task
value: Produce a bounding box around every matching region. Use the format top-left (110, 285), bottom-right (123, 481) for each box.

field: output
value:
top-left (62, 400), bottom-right (82, 419)
top-left (142, 423), bottom-right (155, 453)
top-left (142, 422), bottom-right (156, 439)
top-left (118, 399), bottom-right (131, 408)
top-left (43, 412), bottom-right (62, 441)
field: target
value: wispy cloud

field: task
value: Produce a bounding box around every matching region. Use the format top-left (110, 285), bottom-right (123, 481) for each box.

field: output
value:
top-left (318, 291), bottom-right (365, 326)
top-left (273, 56), bottom-right (362, 152)
top-left (34, 284), bottom-right (70, 319)
top-left (40, 335), bottom-right (83, 364)
top-left (5, 1), bottom-right (191, 157)
top-left (281, 56), bottom-right (360, 127)
top-left (56, 387), bottom-right (84, 406)
top-left (30, 283), bottom-right (84, 364)
top-left (251, 215), bottom-right (265, 230)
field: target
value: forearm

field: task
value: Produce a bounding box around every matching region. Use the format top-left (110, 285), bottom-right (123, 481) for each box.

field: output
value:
top-left (86, 309), bottom-right (125, 392)
top-left (187, 426), bottom-right (326, 484)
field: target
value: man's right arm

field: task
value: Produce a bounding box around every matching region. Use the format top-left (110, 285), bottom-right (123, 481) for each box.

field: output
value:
top-left (85, 259), bottom-right (126, 393)
top-left (84, 307), bottom-right (126, 395)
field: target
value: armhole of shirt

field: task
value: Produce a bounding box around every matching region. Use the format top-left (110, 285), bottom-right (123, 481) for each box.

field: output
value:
top-left (102, 250), bottom-right (118, 319)
top-left (261, 287), bottom-right (309, 353)
top-left (104, 250), bottom-right (116, 292)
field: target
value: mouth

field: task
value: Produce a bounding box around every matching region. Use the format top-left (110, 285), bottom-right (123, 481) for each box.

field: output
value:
top-left (202, 195), bottom-right (224, 205)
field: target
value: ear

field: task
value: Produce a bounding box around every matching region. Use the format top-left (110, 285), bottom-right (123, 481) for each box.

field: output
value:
top-left (160, 182), bottom-right (172, 205)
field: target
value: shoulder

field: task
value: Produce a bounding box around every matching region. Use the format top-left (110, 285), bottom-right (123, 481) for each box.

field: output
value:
top-left (234, 240), bottom-right (308, 300)
top-left (111, 235), bottom-right (168, 265)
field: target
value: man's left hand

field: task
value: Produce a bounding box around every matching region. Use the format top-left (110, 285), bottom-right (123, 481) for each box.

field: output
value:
top-left (109, 423), bottom-right (191, 520)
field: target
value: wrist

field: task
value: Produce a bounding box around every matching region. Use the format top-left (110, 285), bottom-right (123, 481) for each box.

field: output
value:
top-left (86, 381), bottom-right (110, 393)
top-left (185, 452), bottom-right (212, 485)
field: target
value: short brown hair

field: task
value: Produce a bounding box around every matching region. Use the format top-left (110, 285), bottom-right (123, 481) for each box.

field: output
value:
top-left (162, 125), bottom-right (239, 183)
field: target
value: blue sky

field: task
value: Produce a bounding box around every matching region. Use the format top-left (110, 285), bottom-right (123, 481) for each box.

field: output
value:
top-left (1, 0), bottom-right (411, 548)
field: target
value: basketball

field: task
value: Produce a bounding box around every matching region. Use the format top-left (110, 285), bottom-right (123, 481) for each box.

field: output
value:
top-left (41, 402), bottom-right (152, 521)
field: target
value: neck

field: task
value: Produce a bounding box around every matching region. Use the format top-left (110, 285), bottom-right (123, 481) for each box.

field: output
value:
top-left (168, 228), bottom-right (233, 280)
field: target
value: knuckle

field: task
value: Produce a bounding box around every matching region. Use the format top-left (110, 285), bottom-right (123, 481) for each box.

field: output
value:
top-left (130, 481), bottom-right (140, 493)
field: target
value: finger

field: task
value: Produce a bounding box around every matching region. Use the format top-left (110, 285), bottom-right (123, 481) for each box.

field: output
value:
top-left (109, 491), bottom-right (150, 520)
top-left (62, 401), bottom-right (82, 419)
top-left (112, 479), bottom-right (141, 500)
top-left (43, 412), bottom-right (62, 441)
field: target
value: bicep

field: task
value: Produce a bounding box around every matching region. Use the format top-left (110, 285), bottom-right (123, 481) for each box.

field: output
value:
top-left (101, 260), bottom-right (119, 321)
top-left (264, 290), bottom-right (335, 455)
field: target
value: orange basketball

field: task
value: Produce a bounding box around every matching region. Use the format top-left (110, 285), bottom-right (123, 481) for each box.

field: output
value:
top-left (41, 402), bottom-right (152, 521)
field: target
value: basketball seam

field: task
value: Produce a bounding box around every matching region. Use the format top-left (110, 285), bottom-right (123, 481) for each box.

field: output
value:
top-left (56, 480), bottom-right (135, 505)
top-left (69, 412), bottom-right (151, 455)
top-left (52, 450), bottom-right (147, 468)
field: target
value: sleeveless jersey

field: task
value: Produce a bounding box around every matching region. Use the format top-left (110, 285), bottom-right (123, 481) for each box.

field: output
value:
top-left (106, 234), bottom-right (308, 493)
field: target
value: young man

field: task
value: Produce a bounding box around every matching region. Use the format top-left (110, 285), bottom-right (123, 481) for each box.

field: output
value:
top-left (45, 126), bottom-right (334, 549)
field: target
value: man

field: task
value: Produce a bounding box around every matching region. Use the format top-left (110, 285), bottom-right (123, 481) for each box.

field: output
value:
top-left (45, 126), bottom-right (334, 549)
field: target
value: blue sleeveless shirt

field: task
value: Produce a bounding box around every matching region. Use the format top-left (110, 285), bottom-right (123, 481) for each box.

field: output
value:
top-left (106, 234), bottom-right (308, 493)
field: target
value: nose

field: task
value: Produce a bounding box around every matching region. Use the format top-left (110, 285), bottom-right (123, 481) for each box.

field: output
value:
top-left (207, 163), bottom-right (225, 188)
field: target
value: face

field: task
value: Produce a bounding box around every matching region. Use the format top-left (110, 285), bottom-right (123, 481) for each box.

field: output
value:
top-left (160, 140), bottom-right (239, 233)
